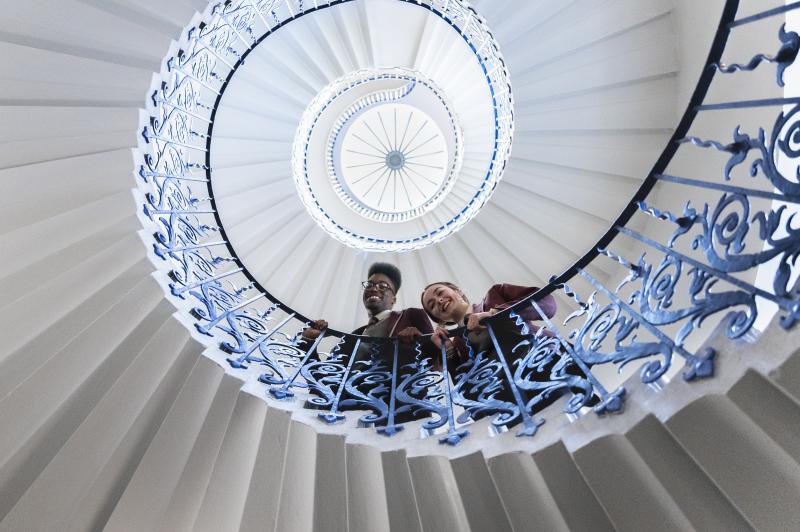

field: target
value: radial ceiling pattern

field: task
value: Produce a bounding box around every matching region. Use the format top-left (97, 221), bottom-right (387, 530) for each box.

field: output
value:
top-left (205, 0), bottom-right (680, 330)
top-left (336, 101), bottom-right (452, 219)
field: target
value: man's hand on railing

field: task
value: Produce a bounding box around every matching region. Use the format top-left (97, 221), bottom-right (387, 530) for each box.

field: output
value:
top-left (396, 326), bottom-right (423, 344)
top-left (302, 319), bottom-right (328, 340)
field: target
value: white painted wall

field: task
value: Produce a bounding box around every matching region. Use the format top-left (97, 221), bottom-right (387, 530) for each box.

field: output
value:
top-left (670, 0), bottom-right (727, 120)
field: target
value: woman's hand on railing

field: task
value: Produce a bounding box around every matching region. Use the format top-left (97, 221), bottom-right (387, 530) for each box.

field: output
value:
top-left (430, 327), bottom-right (453, 351)
top-left (467, 309), bottom-right (497, 331)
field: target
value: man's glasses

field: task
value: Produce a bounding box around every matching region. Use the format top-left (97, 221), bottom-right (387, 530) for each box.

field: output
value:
top-left (362, 280), bottom-right (394, 292)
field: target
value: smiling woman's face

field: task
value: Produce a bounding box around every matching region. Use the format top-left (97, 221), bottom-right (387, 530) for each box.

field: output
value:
top-left (422, 283), bottom-right (468, 324)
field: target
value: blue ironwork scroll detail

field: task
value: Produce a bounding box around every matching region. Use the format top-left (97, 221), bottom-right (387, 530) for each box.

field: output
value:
top-left (269, 329), bottom-right (327, 399)
top-left (170, 267), bottom-right (244, 299)
top-left (302, 336), bottom-right (350, 409)
top-left (637, 192), bottom-right (800, 329)
top-left (507, 308), bottom-right (595, 416)
top-left (437, 341), bottom-right (469, 445)
top-left (487, 323), bottom-right (545, 437)
top-left (256, 341), bottom-right (305, 387)
top-left (680, 103), bottom-right (800, 197)
top-left (340, 340), bottom-right (391, 427)
top-left (566, 288), bottom-right (673, 382)
top-left (222, 303), bottom-right (279, 365)
top-left (568, 266), bottom-right (718, 384)
top-left (528, 298), bottom-right (625, 415)
top-left (191, 287), bottom-right (265, 338)
top-left (393, 347), bottom-right (448, 433)
top-left (630, 252), bottom-right (753, 346)
top-left (318, 338), bottom-right (361, 424)
top-left (214, 1), bottom-right (259, 49)
top-left (377, 339), bottom-right (404, 436)
top-left (713, 24), bottom-right (800, 86)
top-left (451, 331), bottom-right (520, 431)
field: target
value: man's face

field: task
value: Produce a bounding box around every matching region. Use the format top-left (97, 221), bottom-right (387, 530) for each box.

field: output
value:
top-left (363, 273), bottom-right (396, 315)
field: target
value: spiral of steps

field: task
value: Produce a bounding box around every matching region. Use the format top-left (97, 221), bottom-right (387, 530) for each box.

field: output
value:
top-left (2, 0), bottom-right (800, 530)
top-left (184, 0), bottom-right (686, 329)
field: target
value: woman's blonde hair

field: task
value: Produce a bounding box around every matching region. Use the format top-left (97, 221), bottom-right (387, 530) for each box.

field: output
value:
top-left (420, 282), bottom-right (470, 324)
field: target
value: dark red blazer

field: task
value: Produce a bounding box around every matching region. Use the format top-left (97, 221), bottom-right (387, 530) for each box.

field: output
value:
top-left (352, 307), bottom-right (434, 336)
top-left (475, 284), bottom-right (555, 323)
top-left (296, 307), bottom-right (434, 355)
top-left (444, 284), bottom-right (556, 369)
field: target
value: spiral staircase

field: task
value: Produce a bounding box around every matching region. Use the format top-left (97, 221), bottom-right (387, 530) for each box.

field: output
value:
top-left (2, 0), bottom-right (800, 531)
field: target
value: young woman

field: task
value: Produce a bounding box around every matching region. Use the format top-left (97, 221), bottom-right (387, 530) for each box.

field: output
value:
top-left (420, 282), bottom-right (556, 360)
top-left (420, 281), bottom-right (594, 415)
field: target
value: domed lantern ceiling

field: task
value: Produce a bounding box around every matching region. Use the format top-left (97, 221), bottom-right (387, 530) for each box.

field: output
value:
top-left (314, 70), bottom-right (462, 228)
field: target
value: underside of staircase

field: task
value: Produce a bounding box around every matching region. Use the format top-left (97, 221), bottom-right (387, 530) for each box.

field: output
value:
top-left (2, 265), bottom-right (799, 531)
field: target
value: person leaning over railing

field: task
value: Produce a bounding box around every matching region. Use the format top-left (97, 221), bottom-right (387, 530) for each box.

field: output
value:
top-left (298, 263), bottom-right (433, 424)
top-left (300, 262), bottom-right (432, 343)
top-left (421, 282), bottom-right (556, 361)
top-left (421, 281), bottom-right (594, 411)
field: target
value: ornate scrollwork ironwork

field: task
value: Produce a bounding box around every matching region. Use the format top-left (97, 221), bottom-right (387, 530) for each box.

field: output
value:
top-left (713, 23), bottom-right (800, 86)
top-left (302, 337), bottom-right (351, 409)
top-left (340, 340), bottom-right (392, 427)
top-left (451, 333), bottom-right (520, 430)
top-left (511, 329), bottom-right (594, 416)
top-left (394, 355), bottom-right (448, 431)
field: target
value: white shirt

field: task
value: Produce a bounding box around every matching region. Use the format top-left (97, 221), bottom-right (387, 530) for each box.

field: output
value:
top-left (369, 309), bottom-right (393, 323)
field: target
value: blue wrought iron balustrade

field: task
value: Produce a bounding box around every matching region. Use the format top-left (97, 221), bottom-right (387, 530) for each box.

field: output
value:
top-left (213, 301), bottom-right (595, 444)
top-left (136, 0), bottom-right (800, 446)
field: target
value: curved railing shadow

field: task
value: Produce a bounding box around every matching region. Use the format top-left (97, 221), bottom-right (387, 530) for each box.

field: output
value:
top-left (136, 0), bottom-right (800, 445)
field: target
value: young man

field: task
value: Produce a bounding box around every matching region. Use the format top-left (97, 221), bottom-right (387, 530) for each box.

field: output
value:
top-left (301, 263), bottom-right (433, 427)
top-left (302, 262), bottom-right (431, 340)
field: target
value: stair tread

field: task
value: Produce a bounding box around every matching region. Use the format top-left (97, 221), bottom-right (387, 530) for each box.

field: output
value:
top-left (104, 355), bottom-right (224, 532)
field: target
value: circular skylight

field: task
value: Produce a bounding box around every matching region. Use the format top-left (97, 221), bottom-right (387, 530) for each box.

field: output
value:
top-left (339, 104), bottom-right (448, 218)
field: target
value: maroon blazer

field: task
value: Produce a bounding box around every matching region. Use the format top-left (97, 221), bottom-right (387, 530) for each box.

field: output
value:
top-left (298, 307), bottom-right (433, 349)
top-left (472, 283), bottom-right (556, 321)
top-left (473, 284), bottom-right (556, 333)
top-left (352, 307), bottom-right (434, 336)
top-left (444, 284), bottom-right (556, 368)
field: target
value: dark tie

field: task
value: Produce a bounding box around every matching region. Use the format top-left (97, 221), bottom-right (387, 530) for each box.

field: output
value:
top-left (367, 315), bottom-right (379, 327)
